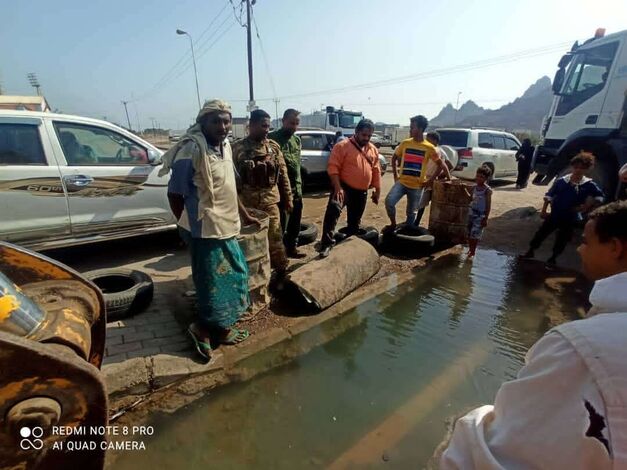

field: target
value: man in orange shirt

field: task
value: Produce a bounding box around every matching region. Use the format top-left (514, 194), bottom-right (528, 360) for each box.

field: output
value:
top-left (319, 119), bottom-right (381, 258)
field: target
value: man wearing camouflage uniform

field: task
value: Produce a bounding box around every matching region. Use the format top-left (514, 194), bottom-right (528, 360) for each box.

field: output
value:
top-left (232, 109), bottom-right (293, 277)
top-left (268, 108), bottom-right (306, 259)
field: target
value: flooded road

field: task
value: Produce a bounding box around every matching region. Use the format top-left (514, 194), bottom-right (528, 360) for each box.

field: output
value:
top-left (113, 250), bottom-right (588, 469)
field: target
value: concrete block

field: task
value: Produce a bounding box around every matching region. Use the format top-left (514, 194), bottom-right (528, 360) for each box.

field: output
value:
top-left (142, 335), bottom-right (187, 349)
top-left (105, 335), bottom-right (123, 347)
top-left (126, 347), bottom-right (161, 359)
top-left (105, 326), bottom-right (133, 338)
top-left (103, 357), bottom-right (151, 397)
top-left (159, 340), bottom-right (191, 354)
top-left (102, 352), bottom-right (127, 365)
top-left (122, 330), bottom-right (155, 343)
top-left (106, 341), bottom-right (143, 356)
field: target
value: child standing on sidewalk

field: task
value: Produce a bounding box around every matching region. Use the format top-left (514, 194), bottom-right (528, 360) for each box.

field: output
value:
top-left (466, 166), bottom-right (493, 258)
top-left (522, 152), bottom-right (604, 265)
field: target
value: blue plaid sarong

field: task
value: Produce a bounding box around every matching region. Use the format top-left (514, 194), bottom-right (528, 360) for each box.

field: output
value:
top-left (189, 236), bottom-right (250, 329)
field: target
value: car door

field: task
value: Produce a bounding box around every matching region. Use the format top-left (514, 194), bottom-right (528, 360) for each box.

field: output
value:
top-left (300, 132), bottom-right (331, 176)
top-left (491, 134), bottom-right (509, 177)
top-left (49, 119), bottom-right (174, 237)
top-left (476, 132), bottom-right (499, 174)
top-left (504, 136), bottom-right (521, 174)
top-left (0, 116), bottom-right (71, 246)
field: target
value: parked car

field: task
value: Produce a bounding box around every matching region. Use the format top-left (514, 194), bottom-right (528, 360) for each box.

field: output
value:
top-left (0, 110), bottom-right (175, 250)
top-left (436, 128), bottom-right (521, 179)
top-left (297, 130), bottom-right (336, 183)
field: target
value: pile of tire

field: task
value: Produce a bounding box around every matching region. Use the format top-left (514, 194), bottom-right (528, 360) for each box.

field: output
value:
top-left (380, 223), bottom-right (436, 258)
top-left (334, 226), bottom-right (380, 249)
top-left (297, 222), bottom-right (318, 246)
top-left (83, 269), bottom-right (154, 322)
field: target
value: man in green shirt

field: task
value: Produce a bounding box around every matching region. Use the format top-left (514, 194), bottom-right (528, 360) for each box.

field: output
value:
top-left (269, 108), bottom-right (306, 259)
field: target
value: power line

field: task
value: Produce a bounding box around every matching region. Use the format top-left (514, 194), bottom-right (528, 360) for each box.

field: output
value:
top-left (136, 15), bottom-right (235, 102)
top-left (229, 0), bottom-right (246, 26)
top-left (251, 7), bottom-right (277, 99)
top-left (273, 42), bottom-right (571, 101)
top-left (132, 3), bottom-right (230, 102)
top-left (168, 17), bottom-right (237, 84)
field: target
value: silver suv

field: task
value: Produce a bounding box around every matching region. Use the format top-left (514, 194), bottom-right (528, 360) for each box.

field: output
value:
top-left (436, 128), bottom-right (521, 179)
top-left (0, 110), bottom-right (175, 250)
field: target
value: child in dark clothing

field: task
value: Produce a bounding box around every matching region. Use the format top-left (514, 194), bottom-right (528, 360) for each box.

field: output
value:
top-left (522, 152), bottom-right (604, 265)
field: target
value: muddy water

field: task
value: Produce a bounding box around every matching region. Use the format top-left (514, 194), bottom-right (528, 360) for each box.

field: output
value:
top-left (113, 250), bottom-right (588, 469)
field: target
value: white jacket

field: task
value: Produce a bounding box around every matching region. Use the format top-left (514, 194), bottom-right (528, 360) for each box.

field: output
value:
top-left (441, 272), bottom-right (627, 469)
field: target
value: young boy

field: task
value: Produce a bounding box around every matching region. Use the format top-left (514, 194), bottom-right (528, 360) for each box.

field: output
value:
top-left (523, 152), bottom-right (604, 265)
top-left (466, 165), bottom-right (492, 258)
top-left (441, 200), bottom-right (627, 469)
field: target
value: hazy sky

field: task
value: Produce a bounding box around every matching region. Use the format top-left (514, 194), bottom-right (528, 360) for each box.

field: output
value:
top-left (2, 0), bottom-right (626, 130)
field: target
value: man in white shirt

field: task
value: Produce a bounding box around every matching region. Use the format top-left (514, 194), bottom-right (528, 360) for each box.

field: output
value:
top-left (162, 100), bottom-right (259, 361)
top-left (441, 200), bottom-right (627, 469)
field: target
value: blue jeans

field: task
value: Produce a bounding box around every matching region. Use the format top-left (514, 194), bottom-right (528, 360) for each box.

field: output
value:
top-left (385, 181), bottom-right (424, 226)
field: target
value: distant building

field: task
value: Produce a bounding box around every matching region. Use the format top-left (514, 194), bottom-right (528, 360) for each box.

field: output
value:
top-left (0, 95), bottom-right (51, 112)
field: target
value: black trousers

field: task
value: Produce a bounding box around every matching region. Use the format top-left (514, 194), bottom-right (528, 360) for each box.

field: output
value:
top-left (281, 197), bottom-right (303, 250)
top-left (529, 217), bottom-right (574, 258)
top-left (321, 183), bottom-right (368, 247)
top-left (516, 160), bottom-right (532, 187)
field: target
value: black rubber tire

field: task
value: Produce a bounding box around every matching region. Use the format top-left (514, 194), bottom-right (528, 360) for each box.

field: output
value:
top-left (83, 269), bottom-right (154, 322)
top-left (297, 222), bottom-right (318, 246)
top-left (337, 225), bottom-right (380, 248)
top-left (381, 224), bottom-right (435, 257)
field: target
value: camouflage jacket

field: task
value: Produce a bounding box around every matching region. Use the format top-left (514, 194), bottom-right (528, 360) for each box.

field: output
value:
top-left (232, 137), bottom-right (292, 207)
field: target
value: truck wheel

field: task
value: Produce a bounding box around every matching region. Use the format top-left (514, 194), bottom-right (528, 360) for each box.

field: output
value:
top-left (84, 269), bottom-right (154, 321)
top-left (589, 154), bottom-right (618, 200)
top-left (559, 146), bottom-right (618, 199)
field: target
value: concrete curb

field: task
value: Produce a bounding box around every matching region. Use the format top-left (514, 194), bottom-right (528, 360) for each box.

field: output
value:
top-left (104, 246), bottom-right (463, 415)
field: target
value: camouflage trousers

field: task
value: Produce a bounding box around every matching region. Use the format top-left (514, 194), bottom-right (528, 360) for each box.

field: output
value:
top-left (240, 195), bottom-right (289, 273)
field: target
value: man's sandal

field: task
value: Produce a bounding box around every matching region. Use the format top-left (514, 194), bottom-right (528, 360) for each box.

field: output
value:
top-left (220, 328), bottom-right (250, 345)
top-left (187, 327), bottom-right (212, 362)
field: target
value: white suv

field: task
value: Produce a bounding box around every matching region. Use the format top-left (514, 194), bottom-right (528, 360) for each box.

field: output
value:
top-left (0, 110), bottom-right (175, 250)
top-left (436, 128), bottom-right (521, 179)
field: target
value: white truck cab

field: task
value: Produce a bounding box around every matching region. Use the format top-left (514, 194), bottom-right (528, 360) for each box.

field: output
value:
top-left (533, 28), bottom-right (627, 199)
top-left (0, 110), bottom-right (176, 250)
top-left (299, 106), bottom-right (364, 137)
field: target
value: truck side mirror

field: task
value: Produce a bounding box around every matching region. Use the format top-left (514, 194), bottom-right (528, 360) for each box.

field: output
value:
top-left (552, 68), bottom-right (566, 95)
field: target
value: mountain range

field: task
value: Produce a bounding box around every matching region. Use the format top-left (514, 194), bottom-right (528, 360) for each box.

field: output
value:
top-left (429, 76), bottom-right (553, 133)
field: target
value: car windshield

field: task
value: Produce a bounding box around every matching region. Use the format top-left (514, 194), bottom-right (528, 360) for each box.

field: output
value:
top-left (436, 130), bottom-right (469, 148)
top-left (338, 113), bottom-right (363, 129)
top-left (300, 133), bottom-right (331, 151)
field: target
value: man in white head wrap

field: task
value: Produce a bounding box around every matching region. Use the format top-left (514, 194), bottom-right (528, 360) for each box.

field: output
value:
top-left (163, 99), bottom-right (259, 361)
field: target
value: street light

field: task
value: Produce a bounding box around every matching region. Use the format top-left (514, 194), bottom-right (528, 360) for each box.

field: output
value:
top-left (176, 29), bottom-right (201, 110)
top-left (454, 91), bottom-right (462, 125)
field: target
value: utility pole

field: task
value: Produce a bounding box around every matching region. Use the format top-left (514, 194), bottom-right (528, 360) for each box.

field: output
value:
top-left (27, 73), bottom-right (41, 96)
top-left (454, 91), bottom-right (462, 125)
top-left (273, 98), bottom-right (280, 124)
top-left (150, 117), bottom-right (157, 139)
top-left (121, 101), bottom-right (132, 130)
top-left (246, 0), bottom-right (257, 112)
